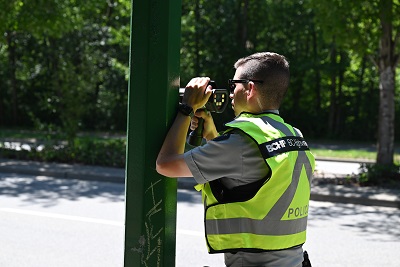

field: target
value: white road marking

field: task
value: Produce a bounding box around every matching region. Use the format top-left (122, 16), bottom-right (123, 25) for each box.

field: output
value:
top-left (0, 208), bottom-right (123, 226)
top-left (0, 207), bottom-right (204, 237)
top-left (177, 229), bottom-right (204, 237)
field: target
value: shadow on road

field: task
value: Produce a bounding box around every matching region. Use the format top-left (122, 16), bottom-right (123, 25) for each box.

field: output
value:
top-left (0, 173), bottom-right (124, 207)
top-left (309, 203), bottom-right (400, 242)
top-left (177, 188), bottom-right (202, 204)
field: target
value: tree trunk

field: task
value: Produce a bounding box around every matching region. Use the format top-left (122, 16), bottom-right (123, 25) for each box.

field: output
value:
top-left (335, 52), bottom-right (345, 136)
top-left (194, 0), bottom-right (200, 76)
top-left (354, 55), bottom-right (367, 123)
top-left (0, 75), bottom-right (4, 126)
top-left (239, 0), bottom-right (249, 50)
top-left (328, 41), bottom-right (337, 135)
top-left (377, 67), bottom-right (395, 165)
top-left (6, 31), bottom-right (18, 126)
top-left (292, 76), bottom-right (303, 116)
top-left (312, 27), bottom-right (321, 112)
top-left (376, 0), bottom-right (395, 165)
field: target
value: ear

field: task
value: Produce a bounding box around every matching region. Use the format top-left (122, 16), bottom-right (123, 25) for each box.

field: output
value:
top-left (247, 81), bottom-right (257, 99)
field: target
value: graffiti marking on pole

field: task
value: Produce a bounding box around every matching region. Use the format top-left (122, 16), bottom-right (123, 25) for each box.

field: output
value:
top-left (132, 179), bottom-right (164, 267)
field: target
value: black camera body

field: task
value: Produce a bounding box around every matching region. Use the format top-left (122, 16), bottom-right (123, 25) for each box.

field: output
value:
top-left (179, 81), bottom-right (229, 114)
top-left (179, 81), bottom-right (229, 146)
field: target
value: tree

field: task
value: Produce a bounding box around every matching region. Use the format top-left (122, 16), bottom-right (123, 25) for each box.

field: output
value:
top-left (0, 0), bottom-right (84, 126)
top-left (0, 0), bottom-right (131, 137)
top-left (310, 0), bottom-right (400, 165)
top-left (376, 0), bottom-right (399, 165)
top-left (0, 0), bottom-right (397, 151)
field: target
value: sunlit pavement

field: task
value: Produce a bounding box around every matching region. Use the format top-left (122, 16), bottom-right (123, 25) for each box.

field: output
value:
top-left (176, 188), bottom-right (400, 267)
top-left (0, 172), bottom-right (399, 267)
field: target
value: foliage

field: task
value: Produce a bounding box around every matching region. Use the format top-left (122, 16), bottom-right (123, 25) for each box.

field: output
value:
top-left (0, 0), bottom-right (130, 137)
top-left (309, 0), bottom-right (400, 165)
top-left (358, 163), bottom-right (400, 187)
top-left (0, 0), bottom-right (399, 167)
top-left (0, 138), bottom-right (126, 167)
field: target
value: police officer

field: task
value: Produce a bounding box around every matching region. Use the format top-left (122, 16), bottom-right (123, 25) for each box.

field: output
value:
top-left (156, 52), bottom-right (315, 267)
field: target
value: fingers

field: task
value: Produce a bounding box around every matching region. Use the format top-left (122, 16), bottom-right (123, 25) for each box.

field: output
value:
top-left (189, 110), bottom-right (211, 131)
top-left (186, 77), bottom-right (210, 89)
top-left (194, 109), bottom-right (211, 119)
top-left (182, 77), bottom-right (212, 111)
top-left (190, 116), bottom-right (199, 131)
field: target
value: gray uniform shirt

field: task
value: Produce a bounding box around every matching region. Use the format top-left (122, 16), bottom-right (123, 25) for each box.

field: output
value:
top-left (184, 130), bottom-right (268, 188)
top-left (183, 123), bottom-right (304, 267)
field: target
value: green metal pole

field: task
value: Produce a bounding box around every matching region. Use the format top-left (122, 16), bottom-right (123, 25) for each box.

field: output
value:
top-left (124, 0), bottom-right (181, 266)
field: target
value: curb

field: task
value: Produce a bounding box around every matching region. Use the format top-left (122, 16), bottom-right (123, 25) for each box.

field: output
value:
top-left (176, 178), bottom-right (400, 209)
top-left (0, 166), bottom-right (124, 184)
top-left (0, 160), bottom-right (125, 184)
top-left (1, 159), bottom-right (399, 209)
top-left (316, 157), bottom-right (375, 164)
top-left (310, 193), bottom-right (400, 209)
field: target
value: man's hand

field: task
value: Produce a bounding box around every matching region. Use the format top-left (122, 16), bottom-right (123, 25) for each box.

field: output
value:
top-left (182, 77), bottom-right (213, 112)
top-left (190, 109), bottom-right (219, 141)
top-left (156, 77), bottom-right (216, 178)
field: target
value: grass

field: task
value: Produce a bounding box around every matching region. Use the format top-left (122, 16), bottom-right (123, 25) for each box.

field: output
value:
top-left (319, 150), bottom-right (400, 163)
top-left (1, 129), bottom-right (400, 163)
top-left (313, 148), bottom-right (400, 164)
top-left (0, 129), bottom-right (58, 140)
top-left (311, 148), bottom-right (375, 161)
top-left (309, 141), bottom-right (400, 163)
top-left (0, 129), bottom-right (125, 142)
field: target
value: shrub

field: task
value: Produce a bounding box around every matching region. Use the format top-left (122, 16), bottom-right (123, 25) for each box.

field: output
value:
top-left (0, 138), bottom-right (126, 168)
top-left (358, 163), bottom-right (400, 187)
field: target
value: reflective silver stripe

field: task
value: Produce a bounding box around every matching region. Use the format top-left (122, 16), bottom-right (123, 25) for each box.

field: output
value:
top-left (293, 127), bottom-right (303, 137)
top-left (206, 214), bottom-right (308, 235)
top-left (206, 150), bottom-right (313, 236)
top-left (206, 115), bottom-right (313, 237)
top-left (261, 116), bottom-right (295, 136)
top-left (265, 151), bottom-right (313, 220)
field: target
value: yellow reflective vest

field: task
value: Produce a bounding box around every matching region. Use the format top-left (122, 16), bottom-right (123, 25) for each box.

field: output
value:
top-left (196, 112), bottom-right (315, 253)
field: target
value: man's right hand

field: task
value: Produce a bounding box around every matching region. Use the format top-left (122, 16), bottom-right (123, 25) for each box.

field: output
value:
top-left (190, 109), bottom-right (219, 141)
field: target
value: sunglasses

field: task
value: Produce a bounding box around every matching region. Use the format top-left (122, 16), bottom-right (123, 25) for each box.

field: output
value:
top-left (228, 79), bottom-right (264, 93)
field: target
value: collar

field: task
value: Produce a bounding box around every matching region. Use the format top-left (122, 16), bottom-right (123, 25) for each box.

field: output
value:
top-left (263, 109), bottom-right (279, 115)
top-left (235, 110), bottom-right (280, 119)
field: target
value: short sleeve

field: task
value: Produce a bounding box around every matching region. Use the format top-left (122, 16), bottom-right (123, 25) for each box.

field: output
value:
top-left (184, 132), bottom-right (269, 188)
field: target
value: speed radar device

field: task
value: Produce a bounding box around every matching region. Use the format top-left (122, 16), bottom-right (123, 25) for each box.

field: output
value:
top-left (179, 81), bottom-right (229, 146)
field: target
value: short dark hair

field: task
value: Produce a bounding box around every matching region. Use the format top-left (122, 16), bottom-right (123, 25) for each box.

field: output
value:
top-left (234, 52), bottom-right (290, 107)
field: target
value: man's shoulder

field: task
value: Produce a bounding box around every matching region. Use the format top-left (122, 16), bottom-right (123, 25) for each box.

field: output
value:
top-left (211, 130), bottom-right (251, 143)
top-left (212, 134), bottom-right (231, 142)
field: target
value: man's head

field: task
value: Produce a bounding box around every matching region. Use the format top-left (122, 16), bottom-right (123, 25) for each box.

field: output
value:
top-left (230, 52), bottom-right (290, 115)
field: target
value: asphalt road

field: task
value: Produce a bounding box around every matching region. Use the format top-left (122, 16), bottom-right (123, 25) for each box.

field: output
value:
top-left (177, 189), bottom-right (400, 267)
top-left (0, 173), bottom-right (125, 267)
top-left (1, 172), bottom-right (399, 267)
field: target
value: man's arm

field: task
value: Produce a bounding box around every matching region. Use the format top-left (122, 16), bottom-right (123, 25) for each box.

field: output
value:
top-left (156, 77), bottom-right (214, 178)
top-left (156, 113), bottom-right (192, 177)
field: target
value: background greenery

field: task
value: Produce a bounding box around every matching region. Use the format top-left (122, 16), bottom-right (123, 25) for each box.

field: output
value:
top-left (0, 0), bottom-right (399, 170)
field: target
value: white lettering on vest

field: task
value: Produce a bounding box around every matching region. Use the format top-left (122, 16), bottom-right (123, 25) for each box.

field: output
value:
top-left (287, 138), bottom-right (308, 148)
top-left (266, 140), bottom-right (287, 152)
top-left (287, 205), bottom-right (308, 218)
